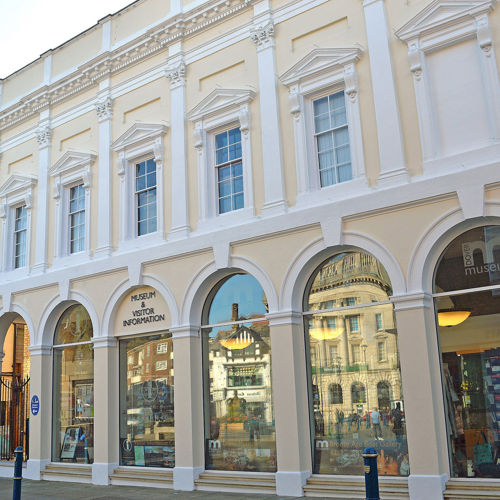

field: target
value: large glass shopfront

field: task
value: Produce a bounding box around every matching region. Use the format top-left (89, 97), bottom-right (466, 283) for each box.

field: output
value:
top-left (52, 304), bottom-right (94, 463)
top-left (304, 251), bottom-right (409, 476)
top-left (202, 274), bottom-right (276, 472)
top-left (434, 225), bottom-right (500, 478)
top-left (119, 332), bottom-right (174, 468)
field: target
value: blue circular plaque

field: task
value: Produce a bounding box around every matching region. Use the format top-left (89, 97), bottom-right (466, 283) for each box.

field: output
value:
top-left (31, 395), bottom-right (40, 416)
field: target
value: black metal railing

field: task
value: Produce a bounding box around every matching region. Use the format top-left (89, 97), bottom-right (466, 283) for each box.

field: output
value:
top-left (0, 375), bottom-right (30, 461)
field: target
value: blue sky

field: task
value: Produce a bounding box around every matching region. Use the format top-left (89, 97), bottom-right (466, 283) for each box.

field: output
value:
top-left (0, 0), bottom-right (133, 79)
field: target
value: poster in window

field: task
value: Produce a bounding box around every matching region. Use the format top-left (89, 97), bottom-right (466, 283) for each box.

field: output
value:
top-left (60, 426), bottom-right (81, 459)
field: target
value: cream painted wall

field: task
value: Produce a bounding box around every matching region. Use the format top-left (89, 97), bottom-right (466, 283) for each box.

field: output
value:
top-left (344, 197), bottom-right (461, 281)
top-left (71, 269), bottom-right (129, 327)
top-left (142, 249), bottom-right (213, 313)
top-left (12, 285), bottom-right (59, 343)
top-left (1, 60), bottom-right (44, 105)
top-left (51, 28), bottom-right (102, 79)
top-left (111, 0), bottom-right (171, 46)
top-left (232, 226), bottom-right (323, 296)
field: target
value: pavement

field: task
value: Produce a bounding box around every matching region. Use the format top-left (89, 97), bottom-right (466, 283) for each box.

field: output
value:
top-left (0, 478), bottom-right (308, 500)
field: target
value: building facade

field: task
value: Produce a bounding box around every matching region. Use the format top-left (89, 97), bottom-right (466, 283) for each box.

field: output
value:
top-left (0, 0), bottom-right (500, 498)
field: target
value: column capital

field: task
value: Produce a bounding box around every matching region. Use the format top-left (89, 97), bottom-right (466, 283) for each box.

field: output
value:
top-left (95, 96), bottom-right (113, 121)
top-left (166, 62), bottom-right (186, 89)
top-left (92, 336), bottom-right (117, 349)
top-left (266, 310), bottom-right (302, 326)
top-left (170, 325), bottom-right (200, 339)
top-left (28, 345), bottom-right (52, 356)
top-left (250, 21), bottom-right (275, 51)
top-left (36, 124), bottom-right (51, 148)
top-left (391, 292), bottom-right (433, 311)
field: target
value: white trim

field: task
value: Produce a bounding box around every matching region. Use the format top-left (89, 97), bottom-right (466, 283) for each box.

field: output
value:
top-left (112, 123), bottom-right (168, 249)
top-left (50, 151), bottom-right (95, 264)
top-left (396, 0), bottom-right (500, 172)
top-left (280, 48), bottom-right (368, 203)
top-left (0, 175), bottom-right (36, 275)
top-left (188, 89), bottom-right (256, 230)
top-left (362, 0), bottom-right (409, 187)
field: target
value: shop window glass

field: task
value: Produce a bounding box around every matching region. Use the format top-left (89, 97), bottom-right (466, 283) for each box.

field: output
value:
top-left (304, 251), bottom-right (408, 476)
top-left (52, 304), bottom-right (94, 463)
top-left (434, 225), bottom-right (500, 479)
top-left (119, 332), bottom-right (174, 468)
top-left (202, 273), bottom-right (276, 472)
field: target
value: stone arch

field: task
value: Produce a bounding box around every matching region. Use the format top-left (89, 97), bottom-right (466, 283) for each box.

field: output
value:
top-left (180, 256), bottom-right (278, 326)
top-left (0, 304), bottom-right (36, 351)
top-left (101, 274), bottom-right (179, 337)
top-left (280, 233), bottom-right (405, 312)
top-left (38, 291), bottom-right (99, 346)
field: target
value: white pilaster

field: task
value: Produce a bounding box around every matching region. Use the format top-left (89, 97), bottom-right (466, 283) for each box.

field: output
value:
top-left (33, 113), bottom-right (51, 273)
top-left (267, 311), bottom-right (311, 496)
top-left (251, 4), bottom-right (287, 216)
top-left (362, 0), bottom-right (409, 187)
top-left (95, 79), bottom-right (113, 258)
top-left (171, 325), bottom-right (204, 490)
top-left (166, 48), bottom-right (190, 240)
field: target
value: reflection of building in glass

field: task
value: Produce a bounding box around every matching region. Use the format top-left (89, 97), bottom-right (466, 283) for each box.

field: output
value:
top-left (208, 314), bottom-right (273, 424)
top-left (306, 252), bottom-right (408, 476)
top-left (120, 333), bottom-right (174, 468)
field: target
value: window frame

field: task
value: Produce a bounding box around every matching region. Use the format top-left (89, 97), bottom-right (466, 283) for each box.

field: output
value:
top-left (188, 89), bottom-right (255, 230)
top-left (0, 175), bottom-right (36, 275)
top-left (134, 157), bottom-right (158, 237)
top-left (111, 123), bottom-right (167, 251)
top-left (50, 151), bottom-right (94, 263)
top-left (280, 48), bottom-right (367, 204)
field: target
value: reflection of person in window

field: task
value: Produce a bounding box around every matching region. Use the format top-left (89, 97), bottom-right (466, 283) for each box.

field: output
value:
top-left (391, 403), bottom-right (404, 447)
top-left (249, 415), bottom-right (260, 441)
top-left (210, 417), bottom-right (220, 440)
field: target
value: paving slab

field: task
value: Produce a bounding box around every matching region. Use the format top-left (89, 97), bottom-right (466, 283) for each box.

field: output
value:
top-left (0, 478), bottom-right (307, 500)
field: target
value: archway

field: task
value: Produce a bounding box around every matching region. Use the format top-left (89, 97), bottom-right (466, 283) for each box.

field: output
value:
top-left (0, 313), bottom-right (31, 461)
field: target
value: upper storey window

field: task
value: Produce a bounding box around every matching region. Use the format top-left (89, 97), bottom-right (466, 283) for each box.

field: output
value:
top-left (135, 159), bottom-right (157, 236)
top-left (111, 123), bottom-right (167, 250)
top-left (14, 205), bottom-right (27, 269)
top-left (313, 91), bottom-right (351, 187)
top-left (0, 174), bottom-right (36, 274)
top-left (215, 128), bottom-right (244, 214)
top-left (188, 89), bottom-right (256, 229)
top-left (280, 48), bottom-right (367, 203)
top-left (69, 184), bottom-right (85, 254)
top-left (50, 151), bottom-right (94, 262)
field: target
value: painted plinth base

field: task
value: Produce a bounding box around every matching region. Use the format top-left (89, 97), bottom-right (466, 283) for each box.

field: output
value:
top-left (92, 462), bottom-right (117, 485)
top-left (26, 459), bottom-right (50, 480)
top-left (275, 470), bottom-right (310, 497)
top-left (173, 466), bottom-right (204, 490)
top-left (408, 474), bottom-right (447, 500)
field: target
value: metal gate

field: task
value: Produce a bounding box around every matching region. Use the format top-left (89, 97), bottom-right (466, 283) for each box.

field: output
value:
top-left (0, 375), bottom-right (29, 461)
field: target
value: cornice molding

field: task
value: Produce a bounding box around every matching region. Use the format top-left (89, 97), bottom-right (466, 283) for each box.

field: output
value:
top-left (111, 122), bottom-right (169, 153)
top-left (0, 174), bottom-right (37, 199)
top-left (187, 88), bottom-right (256, 122)
top-left (396, 0), bottom-right (495, 46)
top-left (279, 47), bottom-right (362, 88)
top-left (0, 0), bottom-right (255, 132)
top-left (49, 150), bottom-right (97, 178)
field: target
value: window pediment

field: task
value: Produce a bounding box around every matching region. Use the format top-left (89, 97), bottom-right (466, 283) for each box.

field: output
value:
top-left (111, 123), bottom-right (169, 153)
top-left (0, 174), bottom-right (37, 199)
top-left (279, 48), bottom-right (362, 88)
top-left (396, 0), bottom-right (495, 45)
top-left (187, 89), bottom-right (256, 122)
top-left (49, 150), bottom-right (96, 178)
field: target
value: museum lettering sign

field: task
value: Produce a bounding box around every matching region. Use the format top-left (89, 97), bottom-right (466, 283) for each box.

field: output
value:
top-left (114, 286), bottom-right (169, 335)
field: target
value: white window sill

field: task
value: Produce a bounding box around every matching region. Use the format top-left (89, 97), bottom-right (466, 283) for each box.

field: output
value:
top-left (293, 177), bottom-right (370, 210)
top-left (1, 266), bottom-right (30, 281)
top-left (52, 251), bottom-right (92, 270)
top-left (116, 231), bottom-right (166, 254)
top-left (195, 206), bottom-right (255, 234)
top-left (422, 141), bottom-right (500, 178)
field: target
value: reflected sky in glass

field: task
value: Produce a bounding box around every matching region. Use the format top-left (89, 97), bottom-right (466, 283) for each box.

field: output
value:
top-left (205, 274), bottom-right (267, 328)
